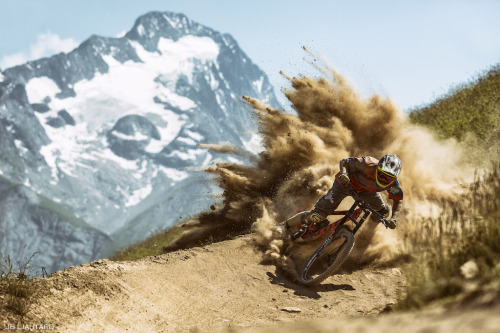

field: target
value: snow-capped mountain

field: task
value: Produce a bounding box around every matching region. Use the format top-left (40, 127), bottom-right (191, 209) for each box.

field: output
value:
top-left (0, 11), bottom-right (280, 273)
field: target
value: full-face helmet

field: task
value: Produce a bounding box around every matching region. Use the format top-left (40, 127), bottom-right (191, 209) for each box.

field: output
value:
top-left (376, 154), bottom-right (401, 188)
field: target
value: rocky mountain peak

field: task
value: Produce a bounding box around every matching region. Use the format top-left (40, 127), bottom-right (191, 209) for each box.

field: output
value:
top-left (0, 11), bottom-right (280, 273)
top-left (126, 11), bottom-right (203, 48)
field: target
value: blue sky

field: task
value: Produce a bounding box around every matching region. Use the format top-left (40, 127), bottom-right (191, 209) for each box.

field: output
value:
top-left (1, 0), bottom-right (500, 111)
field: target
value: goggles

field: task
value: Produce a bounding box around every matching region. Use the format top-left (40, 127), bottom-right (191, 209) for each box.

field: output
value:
top-left (376, 168), bottom-right (396, 187)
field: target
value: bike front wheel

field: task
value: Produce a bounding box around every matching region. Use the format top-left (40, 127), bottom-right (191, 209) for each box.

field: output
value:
top-left (298, 229), bottom-right (355, 286)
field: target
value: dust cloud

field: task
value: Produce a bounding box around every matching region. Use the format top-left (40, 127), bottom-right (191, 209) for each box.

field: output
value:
top-left (164, 49), bottom-right (473, 278)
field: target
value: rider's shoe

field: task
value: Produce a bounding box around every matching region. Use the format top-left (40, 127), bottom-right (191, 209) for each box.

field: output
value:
top-left (302, 210), bottom-right (327, 226)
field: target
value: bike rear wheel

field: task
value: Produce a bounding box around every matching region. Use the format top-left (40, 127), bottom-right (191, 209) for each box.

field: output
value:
top-left (298, 229), bottom-right (355, 286)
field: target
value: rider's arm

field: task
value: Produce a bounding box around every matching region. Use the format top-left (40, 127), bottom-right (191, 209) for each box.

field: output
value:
top-left (339, 159), bottom-right (348, 174)
top-left (391, 200), bottom-right (403, 219)
top-left (388, 181), bottom-right (403, 220)
top-left (340, 157), bottom-right (364, 174)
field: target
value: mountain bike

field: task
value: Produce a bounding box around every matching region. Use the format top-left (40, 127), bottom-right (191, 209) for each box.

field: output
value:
top-left (288, 187), bottom-right (394, 286)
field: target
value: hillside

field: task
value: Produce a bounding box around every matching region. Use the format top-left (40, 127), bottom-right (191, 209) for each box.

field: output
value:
top-left (409, 64), bottom-right (500, 145)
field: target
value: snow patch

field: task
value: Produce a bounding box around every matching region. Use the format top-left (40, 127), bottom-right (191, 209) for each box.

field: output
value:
top-left (96, 149), bottom-right (140, 170)
top-left (253, 76), bottom-right (264, 93)
top-left (14, 139), bottom-right (28, 154)
top-left (144, 139), bottom-right (164, 154)
top-left (227, 156), bottom-right (243, 164)
top-left (25, 77), bottom-right (60, 103)
top-left (242, 133), bottom-right (263, 155)
top-left (163, 14), bottom-right (179, 28)
top-left (137, 24), bottom-right (145, 36)
top-left (40, 144), bottom-right (59, 180)
top-left (161, 167), bottom-right (188, 181)
top-left (177, 136), bottom-right (197, 146)
top-left (31, 34), bottom-right (219, 178)
top-left (155, 89), bottom-right (196, 110)
top-left (157, 36), bottom-right (219, 65)
top-left (110, 130), bottom-right (149, 141)
top-left (125, 184), bottom-right (153, 207)
top-left (185, 129), bottom-right (204, 141)
top-left (169, 148), bottom-right (206, 161)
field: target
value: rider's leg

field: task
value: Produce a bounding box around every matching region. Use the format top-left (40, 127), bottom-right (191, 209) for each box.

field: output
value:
top-left (305, 180), bottom-right (348, 225)
top-left (284, 180), bottom-right (347, 230)
top-left (313, 180), bottom-right (348, 216)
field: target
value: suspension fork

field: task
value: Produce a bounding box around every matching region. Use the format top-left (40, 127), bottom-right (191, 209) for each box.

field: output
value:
top-left (351, 210), bottom-right (371, 235)
top-left (331, 200), bottom-right (366, 235)
top-left (318, 201), bottom-right (367, 254)
top-left (338, 199), bottom-right (371, 235)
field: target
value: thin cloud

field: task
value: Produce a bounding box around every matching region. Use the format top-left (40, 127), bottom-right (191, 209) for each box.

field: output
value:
top-left (1, 32), bottom-right (78, 69)
top-left (0, 52), bottom-right (28, 69)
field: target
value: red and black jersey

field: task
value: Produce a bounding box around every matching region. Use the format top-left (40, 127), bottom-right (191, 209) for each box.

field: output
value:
top-left (335, 156), bottom-right (403, 201)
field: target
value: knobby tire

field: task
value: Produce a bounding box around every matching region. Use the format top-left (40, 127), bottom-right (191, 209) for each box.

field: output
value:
top-left (298, 229), bottom-right (355, 286)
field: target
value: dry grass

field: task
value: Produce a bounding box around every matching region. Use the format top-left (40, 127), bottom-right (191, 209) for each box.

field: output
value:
top-left (0, 249), bottom-right (38, 316)
top-left (398, 167), bottom-right (500, 309)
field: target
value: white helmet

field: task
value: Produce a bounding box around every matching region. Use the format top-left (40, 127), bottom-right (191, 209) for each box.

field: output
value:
top-left (376, 154), bottom-right (401, 188)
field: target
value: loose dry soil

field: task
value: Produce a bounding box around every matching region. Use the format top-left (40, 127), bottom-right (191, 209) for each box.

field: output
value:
top-left (2, 235), bottom-right (499, 333)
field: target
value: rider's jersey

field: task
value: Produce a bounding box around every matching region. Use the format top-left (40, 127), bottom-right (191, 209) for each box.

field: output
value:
top-left (335, 156), bottom-right (403, 201)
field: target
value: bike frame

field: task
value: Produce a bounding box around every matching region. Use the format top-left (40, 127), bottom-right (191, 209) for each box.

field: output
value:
top-left (292, 189), bottom-right (388, 241)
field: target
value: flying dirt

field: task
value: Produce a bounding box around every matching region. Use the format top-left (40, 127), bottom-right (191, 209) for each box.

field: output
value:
top-left (3, 49), bottom-right (494, 333)
top-left (164, 47), bottom-right (473, 280)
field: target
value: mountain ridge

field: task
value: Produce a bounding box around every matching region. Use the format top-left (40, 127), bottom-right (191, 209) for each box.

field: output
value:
top-left (0, 11), bottom-right (280, 273)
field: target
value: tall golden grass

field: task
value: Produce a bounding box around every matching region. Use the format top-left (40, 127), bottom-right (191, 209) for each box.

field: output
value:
top-left (399, 167), bottom-right (500, 308)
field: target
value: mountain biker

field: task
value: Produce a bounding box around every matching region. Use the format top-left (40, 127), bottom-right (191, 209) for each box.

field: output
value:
top-left (284, 154), bottom-right (403, 234)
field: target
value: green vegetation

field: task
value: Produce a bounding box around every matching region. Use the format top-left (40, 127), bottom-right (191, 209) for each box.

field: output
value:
top-left (402, 63), bottom-right (500, 309)
top-left (109, 226), bottom-right (185, 261)
top-left (0, 249), bottom-right (38, 316)
top-left (409, 64), bottom-right (500, 144)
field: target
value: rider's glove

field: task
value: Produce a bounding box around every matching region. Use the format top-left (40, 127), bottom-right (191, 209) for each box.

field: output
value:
top-left (387, 218), bottom-right (397, 229)
top-left (339, 173), bottom-right (350, 187)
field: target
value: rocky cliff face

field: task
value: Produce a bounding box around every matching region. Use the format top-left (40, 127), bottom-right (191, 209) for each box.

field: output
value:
top-left (0, 11), bottom-right (280, 273)
top-left (0, 177), bottom-right (112, 273)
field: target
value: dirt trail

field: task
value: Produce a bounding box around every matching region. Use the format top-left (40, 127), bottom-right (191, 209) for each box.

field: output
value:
top-left (23, 235), bottom-right (404, 332)
top-left (229, 305), bottom-right (500, 333)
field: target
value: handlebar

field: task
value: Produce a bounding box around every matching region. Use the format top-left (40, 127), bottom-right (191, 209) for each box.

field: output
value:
top-left (346, 186), bottom-right (392, 229)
